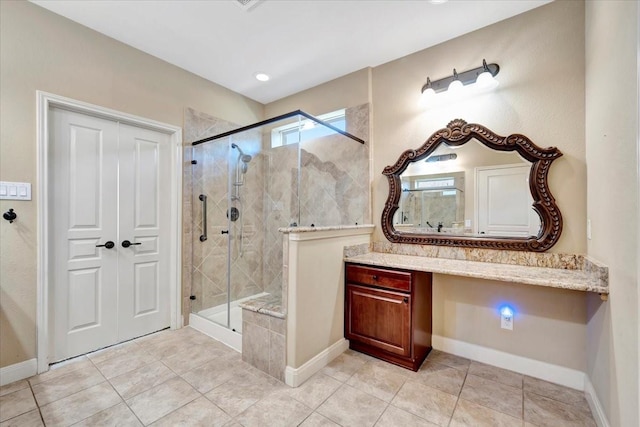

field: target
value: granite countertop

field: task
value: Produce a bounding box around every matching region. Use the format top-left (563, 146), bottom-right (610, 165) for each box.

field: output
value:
top-left (238, 295), bottom-right (285, 319)
top-left (345, 251), bottom-right (609, 294)
top-left (279, 224), bottom-right (375, 233)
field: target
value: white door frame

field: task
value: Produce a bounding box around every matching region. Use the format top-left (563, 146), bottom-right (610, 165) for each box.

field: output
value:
top-left (36, 91), bottom-right (183, 373)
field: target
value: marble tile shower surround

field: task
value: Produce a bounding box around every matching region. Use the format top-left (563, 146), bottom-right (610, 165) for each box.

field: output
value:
top-left (183, 105), bottom-right (371, 323)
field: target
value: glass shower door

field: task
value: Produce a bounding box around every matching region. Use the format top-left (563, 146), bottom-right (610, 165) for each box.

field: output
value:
top-left (190, 137), bottom-right (232, 329)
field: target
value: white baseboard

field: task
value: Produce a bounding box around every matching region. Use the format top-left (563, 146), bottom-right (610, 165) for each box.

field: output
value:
top-left (584, 376), bottom-right (610, 427)
top-left (432, 335), bottom-right (585, 391)
top-left (189, 314), bottom-right (242, 353)
top-left (285, 339), bottom-right (349, 387)
top-left (0, 358), bottom-right (37, 386)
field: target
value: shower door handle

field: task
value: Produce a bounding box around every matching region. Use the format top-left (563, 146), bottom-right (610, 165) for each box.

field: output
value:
top-left (199, 194), bottom-right (207, 242)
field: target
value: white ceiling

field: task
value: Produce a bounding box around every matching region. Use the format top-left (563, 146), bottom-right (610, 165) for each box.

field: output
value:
top-left (31, 0), bottom-right (550, 104)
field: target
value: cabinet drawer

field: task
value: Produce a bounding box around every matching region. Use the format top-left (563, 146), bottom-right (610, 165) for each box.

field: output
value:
top-left (346, 264), bottom-right (411, 292)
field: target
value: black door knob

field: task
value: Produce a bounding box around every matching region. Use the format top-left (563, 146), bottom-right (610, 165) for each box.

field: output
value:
top-left (121, 240), bottom-right (142, 248)
top-left (96, 241), bottom-right (115, 249)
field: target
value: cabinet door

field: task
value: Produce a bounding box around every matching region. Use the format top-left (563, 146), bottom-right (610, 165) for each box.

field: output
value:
top-left (346, 284), bottom-right (411, 357)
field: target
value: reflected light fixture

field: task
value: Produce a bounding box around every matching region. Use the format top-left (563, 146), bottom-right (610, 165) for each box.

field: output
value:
top-left (420, 59), bottom-right (499, 106)
top-left (302, 120), bottom-right (315, 130)
top-left (425, 153), bottom-right (457, 163)
top-left (254, 72), bottom-right (270, 82)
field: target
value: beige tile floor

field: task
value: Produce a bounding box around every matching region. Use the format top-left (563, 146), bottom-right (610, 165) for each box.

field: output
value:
top-left (0, 327), bottom-right (596, 427)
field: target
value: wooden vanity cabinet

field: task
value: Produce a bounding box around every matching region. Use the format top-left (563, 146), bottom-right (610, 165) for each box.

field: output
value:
top-left (345, 263), bottom-right (432, 371)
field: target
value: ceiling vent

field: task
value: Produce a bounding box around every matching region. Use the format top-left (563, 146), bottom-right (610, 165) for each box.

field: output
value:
top-left (234, 0), bottom-right (262, 11)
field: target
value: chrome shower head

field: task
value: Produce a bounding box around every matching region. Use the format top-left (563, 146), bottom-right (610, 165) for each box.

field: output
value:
top-left (240, 161), bottom-right (249, 174)
top-left (231, 143), bottom-right (252, 164)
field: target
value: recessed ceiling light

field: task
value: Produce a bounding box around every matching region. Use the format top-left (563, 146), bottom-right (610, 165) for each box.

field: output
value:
top-left (255, 73), bottom-right (270, 82)
top-left (429, 0), bottom-right (449, 4)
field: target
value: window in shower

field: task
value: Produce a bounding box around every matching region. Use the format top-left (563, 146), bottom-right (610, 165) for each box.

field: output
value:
top-left (271, 108), bottom-right (346, 147)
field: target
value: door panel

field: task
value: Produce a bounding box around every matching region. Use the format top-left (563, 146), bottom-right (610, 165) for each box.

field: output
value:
top-left (134, 262), bottom-right (159, 315)
top-left (68, 126), bottom-right (102, 228)
top-left (51, 108), bottom-right (119, 360)
top-left (118, 123), bottom-right (171, 341)
top-left (67, 268), bottom-right (100, 331)
top-left (51, 108), bottom-right (172, 361)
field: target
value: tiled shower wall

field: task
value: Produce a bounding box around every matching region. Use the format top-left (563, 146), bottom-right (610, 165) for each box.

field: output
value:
top-left (181, 105), bottom-right (370, 326)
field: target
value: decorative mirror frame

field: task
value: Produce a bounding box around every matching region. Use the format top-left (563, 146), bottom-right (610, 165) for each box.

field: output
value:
top-left (381, 119), bottom-right (563, 252)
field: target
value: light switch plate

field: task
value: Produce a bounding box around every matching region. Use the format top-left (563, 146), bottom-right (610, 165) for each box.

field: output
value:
top-left (0, 181), bottom-right (31, 201)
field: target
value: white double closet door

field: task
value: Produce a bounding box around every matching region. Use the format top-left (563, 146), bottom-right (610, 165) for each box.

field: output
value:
top-left (50, 107), bottom-right (171, 362)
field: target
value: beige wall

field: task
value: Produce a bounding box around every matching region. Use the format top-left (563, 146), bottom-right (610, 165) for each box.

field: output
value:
top-left (0, 1), bottom-right (263, 368)
top-left (265, 68), bottom-right (371, 118)
top-left (286, 230), bottom-right (372, 368)
top-left (585, 1), bottom-right (639, 425)
top-left (371, 1), bottom-right (588, 372)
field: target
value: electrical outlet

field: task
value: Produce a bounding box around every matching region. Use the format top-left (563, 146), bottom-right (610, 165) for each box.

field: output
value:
top-left (500, 307), bottom-right (513, 330)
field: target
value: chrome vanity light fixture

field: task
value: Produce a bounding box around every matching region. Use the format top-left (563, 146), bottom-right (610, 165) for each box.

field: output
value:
top-left (420, 59), bottom-right (500, 106)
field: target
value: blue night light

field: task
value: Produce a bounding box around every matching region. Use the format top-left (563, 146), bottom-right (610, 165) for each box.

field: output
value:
top-left (500, 305), bottom-right (514, 319)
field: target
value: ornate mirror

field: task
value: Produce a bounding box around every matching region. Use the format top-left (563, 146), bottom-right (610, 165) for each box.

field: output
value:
top-left (381, 119), bottom-right (563, 252)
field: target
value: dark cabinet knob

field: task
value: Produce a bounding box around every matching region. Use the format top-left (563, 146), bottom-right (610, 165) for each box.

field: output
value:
top-left (372, 275), bottom-right (379, 281)
top-left (403, 297), bottom-right (409, 303)
top-left (121, 240), bottom-right (141, 248)
top-left (96, 241), bottom-right (115, 249)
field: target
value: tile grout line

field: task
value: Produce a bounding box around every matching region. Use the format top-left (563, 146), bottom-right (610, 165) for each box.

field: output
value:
top-left (446, 366), bottom-right (470, 426)
top-left (99, 354), bottom-right (151, 427)
top-left (371, 402), bottom-right (391, 426)
top-left (27, 378), bottom-right (47, 426)
top-left (521, 375), bottom-right (525, 422)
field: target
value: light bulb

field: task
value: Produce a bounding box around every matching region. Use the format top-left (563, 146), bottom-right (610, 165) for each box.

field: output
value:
top-left (475, 71), bottom-right (499, 91)
top-left (447, 79), bottom-right (464, 101)
top-left (448, 79), bottom-right (463, 92)
top-left (419, 87), bottom-right (436, 107)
